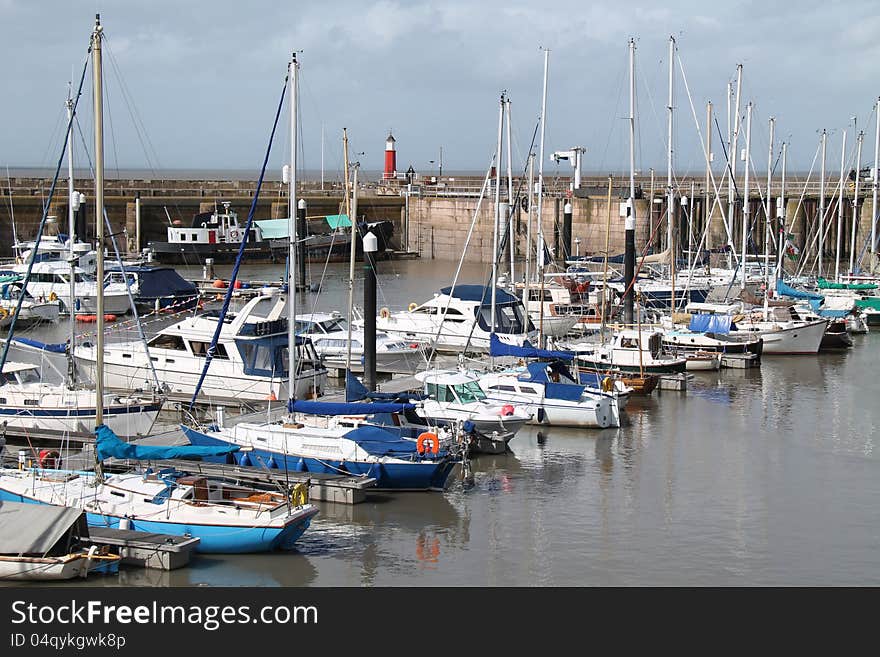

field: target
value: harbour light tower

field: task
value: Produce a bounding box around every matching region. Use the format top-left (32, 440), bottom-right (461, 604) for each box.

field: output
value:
top-left (383, 132), bottom-right (397, 180)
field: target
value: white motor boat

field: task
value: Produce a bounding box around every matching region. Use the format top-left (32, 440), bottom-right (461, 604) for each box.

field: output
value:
top-left (564, 329), bottom-right (688, 375)
top-left (478, 360), bottom-right (620, 428)
top-left (369, 284), bottom-right (538, 353)
top-left (75, 289), bottom-right (328, 404)
top-left (409, 369), bottom-right (532, 453)
top-left (0, 277), bottom-right (61, 325)
top-left (729, 308), bottom-right (827, 354)
top-left (296, 311), bottom-right (426, 374)
top-left (0, 261), bottom-right (130, 315)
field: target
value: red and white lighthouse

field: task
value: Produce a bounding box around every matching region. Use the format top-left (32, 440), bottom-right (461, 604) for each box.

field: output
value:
top-left (383, 132), bottom-right (397, 180)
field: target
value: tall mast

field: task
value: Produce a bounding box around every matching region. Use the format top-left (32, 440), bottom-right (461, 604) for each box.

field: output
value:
top-left (740, 101), bottom-right (752, 290)
top-left (765, 117), bottom-right (775, 286)
top-left (819, 130), bottom-right (827, 278)
top-left (729, 65), bottom-right (743, 269)
top-left (776, 141), bottom-right (787, 284)
top-left (92, 14), bottom-right (105, 428)
top-left (65, 89), bottom-right (77, 386)
top-left (705, 100), bottom-right (712, 256)
top-left (850, 131), bottom-right (864, 275)
top-left (835, 130), bottom-right (847, 281)
top-left (505, 95), bottom-right (514, 282)
top-left (666, 36), bottom-right (675, 312)
top-left (287, 53), bottom-right (298, 403)
top-left (491, 92), bottom-right (504, 337)
top-left (522, 151), bottom-right (534, 321)
top-left (873, 98), bottom-right (880, 256)
top-left (624, 38), bottom-right (636, 326)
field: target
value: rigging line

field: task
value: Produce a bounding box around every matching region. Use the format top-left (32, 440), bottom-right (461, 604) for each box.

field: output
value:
top-left (597, 47), bottom-right (628, 175)
top-left (188, 72), bottom-right (289, 411)
top-left (0, 52), bottom-right (91, 378)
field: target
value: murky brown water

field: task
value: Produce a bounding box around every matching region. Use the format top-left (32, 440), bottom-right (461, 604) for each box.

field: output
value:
top-left (4, 259), bottom-right (879, 585)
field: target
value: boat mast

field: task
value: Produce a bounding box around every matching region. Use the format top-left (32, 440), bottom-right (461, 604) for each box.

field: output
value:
top-left (705, 100), bottom-right (712, 270)
top-left (873, 98), bottom-right (880, 258)
top-left (624, 38), bottom-right (636, 327)
top-left (729, 65), bottom-right (743, 271)
top-left (666, 36), bottom-right (675, 314)
top-left (775, 141), bottom-right (787, 284)
top-left (819, 129), bottom-right (827, 278)
top-left (835, 129), bottom-right (847, 281)
top-left (287, 52), bottom-right (298, 405)
top-left (505, 95), bottom-right (514, 283)
top-left (65, 88), bottom-right (77, 387)
top-left (600, 175), bottom-right (612, 344)
top-left (850, 130), bottom-right (863, 276)
top-left (537, 48), bottom-right (549, 345)
top-left (765, 117), bottom-right (774, 289)
top-left (740, 102), bottom-right (752, 290)
top-left (491, 92), bottom-right (504, 338)
top-left (92, 14), bottom-right (105, 431)
top-left (522, 151), bottom-right (534, 331)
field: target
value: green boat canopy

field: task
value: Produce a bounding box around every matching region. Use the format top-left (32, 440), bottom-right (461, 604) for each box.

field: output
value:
top-left (817, 277), bottom-right (878, 291)
top-left (855, 297), bottom-right (880, 311)
top-left (324, 214), bottom-right (351, 229)
top-left (255, 214), bottom-right (351, 238)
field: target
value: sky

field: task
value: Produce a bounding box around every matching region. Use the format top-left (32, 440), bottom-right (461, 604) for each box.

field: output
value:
top-left (2, 0), bottom-right (878, 179)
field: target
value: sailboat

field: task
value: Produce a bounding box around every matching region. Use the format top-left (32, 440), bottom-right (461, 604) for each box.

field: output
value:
top-left (0, 17), bottom-right (319, 553)
top-left (183, 55), bottom-right (461, 491)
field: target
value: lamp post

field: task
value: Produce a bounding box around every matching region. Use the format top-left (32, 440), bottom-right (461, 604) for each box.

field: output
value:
top-left (363, 231), bottom-right (378, 391)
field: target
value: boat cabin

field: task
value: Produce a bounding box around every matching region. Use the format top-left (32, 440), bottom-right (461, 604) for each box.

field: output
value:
top-left (0, 363), bottom-right (42, 386)
top-left (415, 370), bottom-right (488, 404)
top-left (167, 202), bottom-right (264, 246)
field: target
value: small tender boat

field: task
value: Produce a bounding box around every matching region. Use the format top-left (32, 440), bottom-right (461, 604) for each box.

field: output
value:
top-left (684, 351), bottom-right (721, 371)
top-left (0, 501), bottom-right (120, 581)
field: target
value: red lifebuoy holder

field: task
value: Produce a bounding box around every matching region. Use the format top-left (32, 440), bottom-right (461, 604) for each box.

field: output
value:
top-left (38, 449), bottom-right (60, 470)
top-left (416, 432), bottom-right (440, 455)
top-left (500, 404), bottom-right (515, 416)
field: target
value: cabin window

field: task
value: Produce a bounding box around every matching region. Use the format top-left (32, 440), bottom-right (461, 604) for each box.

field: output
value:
top-left (520, 386), bottom-right (538, 394)
top-left (24, 399), bottom-right (39, 406)
top-left (426, 382), bottom-right (454, 403)
top-left (192, 233), bottom-right (199, 241)
top-left (491, 385), bottom-right (517, 392)
top-left (0, 398), bottom-right (5, 404)
top-left (16, 369), bottom-right (40, 384)
top-left (440, 308), bottom-right (467, 322)
top-left (452, 381), bottom-right (486, 403)
top-left (528, 289), bottom-right (551, 302)
top-left (475, 302), bottom-right (529, 334)
top-left (190, 341), bottom-right (229, 359)
top-left (149, 334), bottom-right (186, 351)
top-left (620, 337), bottom-right (639, 349)
top-left (179, 233), bottom-right (186, 241)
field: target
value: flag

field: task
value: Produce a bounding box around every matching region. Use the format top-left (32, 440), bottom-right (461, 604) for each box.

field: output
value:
top-left (783, 233), bottom-right (800, 260)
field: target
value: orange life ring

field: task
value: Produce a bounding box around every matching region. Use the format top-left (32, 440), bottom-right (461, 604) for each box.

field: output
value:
top-left (416, 432), bottom-right (440, 455)
top-left (379, 307), bottom-right (391, 319)
top-left (38, 449), bottom-right (60, 470)
top-left (76, 314), bottom-right (97, 322)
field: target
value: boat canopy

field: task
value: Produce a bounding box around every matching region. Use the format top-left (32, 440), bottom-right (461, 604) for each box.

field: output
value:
top-left (489, 334), bottom-right (574, 360)
top-left (106, 265), bottom-right (197, 298)
top-left (0, 501), bottom-right (86, 556)
top-left (688, 314), bottom-right (733, 334)
top-left (344, 371), bottom-right (424, 403)
top-left (440, 285), bottom-right (517, 305)
top-left (96, 424), bottom-right (240, 461)
top-left (807, 300), bottom-right (848, 318)
top-left (342, 425), bottom-right (419, 457)
top-left (325, 214), bottom-right (352, 229)
top-left (518, 361), bottom-right (585, 401)
top-left (817, 277), bottom-right (877, 290)
top-left (9, 337), bottom-right (67, 353)
top-left (288, 399), bottom-right (416, 415)
top-left (856, 297), bottom-right (880, 311)
top-left (777, 280), bottom-right (824, 301)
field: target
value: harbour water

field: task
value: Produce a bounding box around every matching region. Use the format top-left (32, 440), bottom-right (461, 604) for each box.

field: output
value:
top-left (5, 259), bottom-right (880, 586)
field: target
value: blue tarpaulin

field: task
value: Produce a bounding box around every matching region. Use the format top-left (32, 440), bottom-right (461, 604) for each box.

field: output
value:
top-left (96, 424), bottom-right (239, 461)
top-left (288, 399), bottom-right (416, 415)
top-left (688, 314), bottom-right (732, 334)
top-left (808, 299), bottom-right (848, 318)
top-left (344, 371), bottom-right (424, 403)
top-left (10, 337), bottom-right (67, 353)
top-left (489, 334), bottom-right (575, 360)
top-left (777, 279), bottom-right (824, 301)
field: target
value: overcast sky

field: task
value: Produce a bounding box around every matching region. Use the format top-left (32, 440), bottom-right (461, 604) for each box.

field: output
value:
top-left (2, 0), bottom-right (878, 179)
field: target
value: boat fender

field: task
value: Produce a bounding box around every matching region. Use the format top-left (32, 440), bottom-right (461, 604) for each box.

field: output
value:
top-left (537, 407), bottom-right (546, 424)
top-left (212, 279), bottom-right (226, 289)
top-left (76, 314), bottom-right (97, 322)
top-left (408, 302), bottom-right (418, 311)
top-left (48, 291), bottom-right (57, 302)
top-left (290, 482), bottom-right (309, 507)
top-left (379, 307), bottom-right (391, 319)
top-left (417, 432), bottom-right (440, 455)
top-left (0, 307), bottom-right (7, 320)
top-left (601, 376), bottom-right (614, 393)
top-left (38, 449), bottom-right (60, 470)
top-left (500, 404), bottom-right (515, 417)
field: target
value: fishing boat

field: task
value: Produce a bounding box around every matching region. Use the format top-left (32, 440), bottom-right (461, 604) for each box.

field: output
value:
top-left (0, 501), bottom-right (119, 581)
top-left (371, 284), bottom-right (538, 353)
top-left (75, 288), bottom-right (328, 404)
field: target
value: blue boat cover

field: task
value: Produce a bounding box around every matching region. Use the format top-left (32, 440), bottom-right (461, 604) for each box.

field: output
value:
top-left (95, 424), bottom-right (239, 461)
top-left (544, 381), bottom-right (586, 401)
top-left (344, 371), bottom-right (424, 402)
top-left (11, 337), bottom-right (67, 353)
top-left (807, 299), bottom-right (848, 318)
top-left (518, 361), bottom-right (585, 400)
top-left (440, 285), bottom-right (517, 305)
top-left (343, 425), bottom-right (418, 456)
top-left (688, 314), bottom-right (732, 334)
top-left (288, 399), bottom-right (416, 415)
top-left (776, 279), bottom-right (824, 301)
top-left (489, 334), bottom-right (575, 360)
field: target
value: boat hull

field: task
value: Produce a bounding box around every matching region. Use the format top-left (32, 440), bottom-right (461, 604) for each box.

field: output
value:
top-left (0, 403), bottom-right (161, 438)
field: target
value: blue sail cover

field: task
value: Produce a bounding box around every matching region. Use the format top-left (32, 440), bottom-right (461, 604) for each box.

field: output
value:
top-left (343, 425), bottom-right (418, 456)
top-left (440, 285), bottom-right (517, 305)
top-left (288, 399), bottom-right (416, 415)
top-left (776, 279), bottom-right (824, 301)
top-left (807, 299), bottom-right (848, 318)
top-left (96, 424), bottom-right (239, 461)
top-left (10, 337), bottom-right (67, 353)
top-left (489, 334), bottom-right (575, 360)
top-left (688, 314), bottom-right (733, 334)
